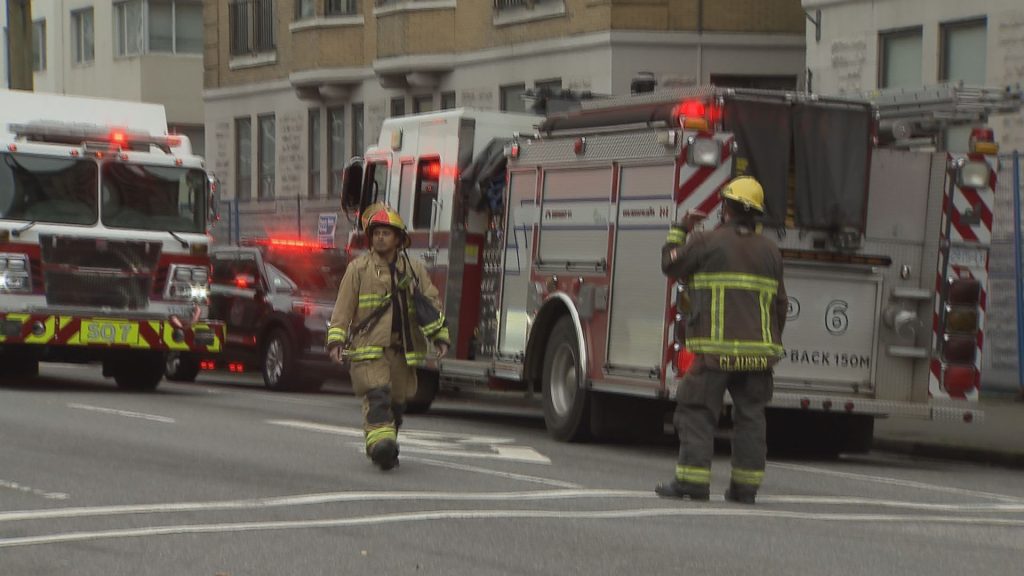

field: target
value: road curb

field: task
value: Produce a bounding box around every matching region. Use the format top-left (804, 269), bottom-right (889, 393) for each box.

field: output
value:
top-left (872, 438), bottom-right (1024, 470)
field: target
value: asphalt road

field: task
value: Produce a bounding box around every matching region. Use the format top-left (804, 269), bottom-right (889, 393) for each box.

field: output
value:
top-left (2, 364), bottom-right (1023, 576)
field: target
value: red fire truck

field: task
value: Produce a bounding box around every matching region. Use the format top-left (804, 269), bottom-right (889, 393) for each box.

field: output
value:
top-left (338, 84), bottom-right (1021, 452)
top-left (0, 90), bottom-right (224, 391)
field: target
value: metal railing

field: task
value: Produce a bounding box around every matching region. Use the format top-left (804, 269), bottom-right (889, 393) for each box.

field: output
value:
top-left (229, 0), bottom-right (276, 56)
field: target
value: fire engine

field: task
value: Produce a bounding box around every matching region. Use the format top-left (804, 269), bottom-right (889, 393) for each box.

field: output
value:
top-left (0, 89), bottom-right (224, 391)
top-left (338, 84), bottom-right (1022, 451)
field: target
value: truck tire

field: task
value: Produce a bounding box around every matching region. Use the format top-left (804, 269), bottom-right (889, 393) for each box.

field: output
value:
top-left (261, 328), bottom-right (320, 392)
top-left (406, 369), bottom-right (439, 414)
top-left (542, 316), bottom-right (591, 442)
top-left (113, 352), bottom-right (165, 392)
top-left (165, 353), bottom-right (201, 383)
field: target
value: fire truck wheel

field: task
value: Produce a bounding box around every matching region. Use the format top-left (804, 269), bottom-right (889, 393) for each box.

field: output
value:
top-left (542, 316), bottom-right (591, 442)
top-left (262, 328), bottom-right (303, 391)
top-left (406, 369), bottom-right (439, 414)
top-left (165, 353), bottom-right (201, 382)
top-left (113, 352), bottom-right (165, 392)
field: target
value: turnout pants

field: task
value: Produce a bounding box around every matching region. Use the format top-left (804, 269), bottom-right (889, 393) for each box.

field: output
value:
top-left (674, 362), bottom-right (773, 490)
top-left (348, 335), bottom-right (418, 453)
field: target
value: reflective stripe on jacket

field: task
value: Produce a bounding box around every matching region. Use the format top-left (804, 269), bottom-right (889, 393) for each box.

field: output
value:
top-left (327, 251), bottom-right (450, 365)
top-left (662, 221), bottom-right (787, 371)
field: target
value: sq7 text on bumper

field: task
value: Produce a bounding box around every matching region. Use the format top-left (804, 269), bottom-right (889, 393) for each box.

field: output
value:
top-left (0, 313), bottom-right (224, 353)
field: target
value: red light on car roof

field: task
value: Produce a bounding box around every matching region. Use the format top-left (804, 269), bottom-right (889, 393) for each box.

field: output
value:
top-left (234, 275), bottom-right (250, 288)
top-left (255, 237), bottom-right (328, 249)
top-left (111, 131), bottom-right (127, 145)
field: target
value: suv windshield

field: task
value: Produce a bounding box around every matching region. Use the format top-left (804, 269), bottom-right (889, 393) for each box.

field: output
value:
top-left (263, 248), bottom-right (346, 297)
top-left (101, 163), bottom-right (208, 233)
top-left (0, 152), bottom-right (99, 225)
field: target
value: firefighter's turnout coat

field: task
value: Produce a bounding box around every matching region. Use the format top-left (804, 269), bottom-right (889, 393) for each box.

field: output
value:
top-left (327, 251), bottom-right (450, 366)
top-left (662, 221), bottom-right (787, 371)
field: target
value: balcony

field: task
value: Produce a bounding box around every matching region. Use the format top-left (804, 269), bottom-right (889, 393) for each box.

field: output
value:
top-left (493, 0), bottom-right (565, 27)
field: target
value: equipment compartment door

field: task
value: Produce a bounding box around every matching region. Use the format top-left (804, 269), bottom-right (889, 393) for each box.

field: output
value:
top-left (498, 170), bottom-right (539, 356)
top-left (774, 267), bottom-right (883, 393)
top-left (607, 163), bottom-right (675, 371)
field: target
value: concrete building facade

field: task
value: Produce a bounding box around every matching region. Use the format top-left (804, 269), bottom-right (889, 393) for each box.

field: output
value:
top-left (14, 0), bottom-right (205, 154)
top-left (203, 0), bottom-right (807, 242)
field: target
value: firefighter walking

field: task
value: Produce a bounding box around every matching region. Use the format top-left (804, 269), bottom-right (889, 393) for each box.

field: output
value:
top-left (327, 205), bottom-right (450, 471)
top-left (656, 176), bottom-right (787, 504)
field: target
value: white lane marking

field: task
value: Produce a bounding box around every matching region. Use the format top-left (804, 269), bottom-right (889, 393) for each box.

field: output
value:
top-left (770, 462), bottom-right (1024, 503)
top-left (400, 456), bottom-right (580, 488)
top-left (0, 479), bottom-right (68, 501)
top-left (0, 489), bottom-right (645, 522)
top-left (67, 403), bottom-right (175, 424)
top-left (268, 419), bottom-right (550, 464)
top-left (4, 507), bottom-right (1024, 549)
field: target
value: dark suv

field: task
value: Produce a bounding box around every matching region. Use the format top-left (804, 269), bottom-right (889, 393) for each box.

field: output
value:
top-left (165, 239), bottom-right (346, 391)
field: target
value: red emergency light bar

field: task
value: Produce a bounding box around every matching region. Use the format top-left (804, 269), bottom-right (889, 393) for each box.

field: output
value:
top-left (242, 237), bottom-right (332, 250)
top-left (10, 121), bottom-right (184, 153)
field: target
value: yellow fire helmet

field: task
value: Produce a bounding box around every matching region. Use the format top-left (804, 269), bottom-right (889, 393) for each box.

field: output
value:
top-left (720, 176), bottom-right (765, 214)
top-left (362, 203), bottom-right (411, 248)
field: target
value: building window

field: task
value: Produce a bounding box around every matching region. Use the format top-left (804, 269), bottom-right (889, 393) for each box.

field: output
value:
top-left (235, 117), bottom-right (252, 202)
top-left (351, 103), bottom-right (364, 159)
top-left (941, 18), bottom-right (987, 84)
top-left (500, 83), bottom-right (526, 112)
top-left (494, 0), bottom-right (553, 9)
top-left (258, 114), bottom-right (276, 201)
top-left (71, 8), bottom-right (95, 64)
top-left (32, 20), bottom-right (46, 71)
top-left (413, 94), bottom-right (434, 114)
top-left (309, 109), bottom-right (321, 198)
top-left (150, 0), bottom-right (204, 54)
top-left (328, 107), bottom-right (346, 198)
top-left (534, 78), bottom-right (562, 93)
top-left (326, 0), bottom-right (359, 16)
top-left (114, 1), bottom-right (144, 57)
top-left (390, 97), bottom-right (406, 118)
top-left (440, 91), bottom-right (456, 110)
top-left (230, 0), bottom-right (276, 56)
top-left (296, 0), bottom-right (315, 19)
top-left (878, 27), bottom-right (922, 89)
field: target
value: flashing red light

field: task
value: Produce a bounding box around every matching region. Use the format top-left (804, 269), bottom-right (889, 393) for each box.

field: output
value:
top-left (200, 360), bottom-right (216, 371)
top-left (254, 237), bottom-right (328, 250)
top-left (111, 131), bottom-right (127, 146)
top-left (234, 275), bottom-right (250, 288)
top-left (970, 128), bottom-right (994, 143)
top-left (674, 347), bottom-right (695, 374)
top-left (676, 100), bottom-right (706, 119)
top-left (166, 135), bottom-right (182, 147)
top-left (228, 362), bottom-right (245, 373)
top-left (942, 365), bottom-right (978, 398)
top-left (422, 160), bottom-right (441, 180)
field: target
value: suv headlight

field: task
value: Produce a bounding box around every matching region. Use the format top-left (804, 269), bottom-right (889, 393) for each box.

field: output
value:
top-left (0, 253), bottom-right (32, 293)
top-left (166, 264), bottom-right (210, 302)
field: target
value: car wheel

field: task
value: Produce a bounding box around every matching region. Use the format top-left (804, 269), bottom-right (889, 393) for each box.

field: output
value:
top-left (542, 316), bottom-right (590, 442)
top-left (262, 328), bottom-right (305, 391)
top-left (165, 353), bottom-right (201, 382)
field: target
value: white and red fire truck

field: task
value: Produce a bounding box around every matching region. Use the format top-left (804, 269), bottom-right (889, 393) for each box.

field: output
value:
top-left (0, 89), bottom-right (224, 391)
top-left (338, 84), bottom-right (1021, 451)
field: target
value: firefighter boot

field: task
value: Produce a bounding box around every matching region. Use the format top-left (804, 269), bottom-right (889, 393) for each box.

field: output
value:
top-left (724, 482), bottom-right (757, 504)
top-left (369, 438), bottom-right (400, 471)
top-left (654, 480), bottom-right (710, 501)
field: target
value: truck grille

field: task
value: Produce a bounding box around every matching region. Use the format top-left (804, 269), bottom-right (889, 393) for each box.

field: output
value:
top-left (39, 236), bottom-right (162, 310)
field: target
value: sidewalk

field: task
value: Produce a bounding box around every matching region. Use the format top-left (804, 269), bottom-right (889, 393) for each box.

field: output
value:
top-left (872, 392), bottom-right (1024, 468)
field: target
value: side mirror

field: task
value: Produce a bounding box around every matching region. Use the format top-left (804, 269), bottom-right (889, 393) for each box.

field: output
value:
top-left (340, 158), bottom-right (364, 216)
top-left (207, 174), bottom-right (221, 231)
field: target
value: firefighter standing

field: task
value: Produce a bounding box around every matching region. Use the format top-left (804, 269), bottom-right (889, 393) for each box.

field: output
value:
top-left (656, 176), bottom-right (787, 504)
top-left (327, 205), bottom-right (450, 471)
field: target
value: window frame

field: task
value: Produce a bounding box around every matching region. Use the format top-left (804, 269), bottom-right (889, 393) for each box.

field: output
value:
top-left (32, 19), bottom-right (46, 72)
top-left (114, 0), bottom-right (145, 58)
top-left (308, 108), bottom-right (321, 199)
top-left (328, 106), bottom-right (346, 199)
top-left (500, 83), bottom-right (527, 112)
top-left (351, 103), bottom-right (364, 160)
top-left (325, 0), bottom-right (359, 16)
top-left (71, 8), bottom-right (95, 65)
top-left (235, 117), bottom-right (253, 202)
top-left (440, 91), bottom-right (456, 110)
top-left (877, 26), bottom-right (923, 89)
top-left (390, 97), bottom-right (406, 118)
top-left (150, 0), bottom-right (204, 55)
top-left (939, 17), bottom-right (987, 83)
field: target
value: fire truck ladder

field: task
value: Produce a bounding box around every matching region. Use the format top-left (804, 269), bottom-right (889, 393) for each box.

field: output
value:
top-left (866, 82), bottom-right (1024, 147)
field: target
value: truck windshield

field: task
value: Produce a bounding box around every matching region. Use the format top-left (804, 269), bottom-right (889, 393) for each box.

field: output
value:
top-left (0, 152), bottom-right (99, 225)
top-left (101, 163), bottom-right (208, 233)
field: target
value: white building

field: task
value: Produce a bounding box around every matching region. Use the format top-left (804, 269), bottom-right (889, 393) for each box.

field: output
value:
top-left (803, 0), bottom-right (1024, 152)
top-left (23, 0), bottom-right (205, 155)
